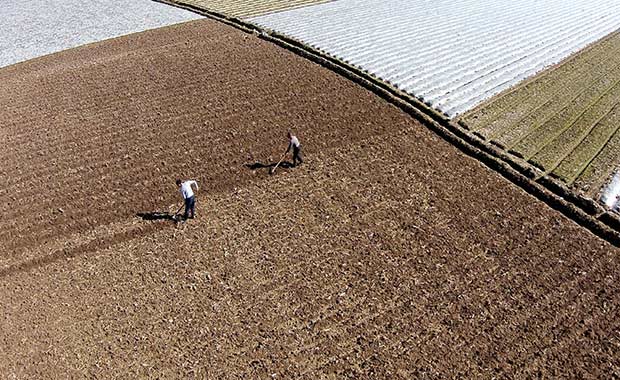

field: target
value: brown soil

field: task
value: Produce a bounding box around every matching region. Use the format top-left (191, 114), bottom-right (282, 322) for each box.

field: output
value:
top-left (1, 19), bottom-right (619, 379)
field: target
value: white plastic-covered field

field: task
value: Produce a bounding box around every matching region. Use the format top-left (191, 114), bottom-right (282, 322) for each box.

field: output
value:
top-left (0, 0), bottom-right (201, 69)
top-left (602, 172), bottom-right (620, 211)
top-left (250, 0), bottom-right (620, 117)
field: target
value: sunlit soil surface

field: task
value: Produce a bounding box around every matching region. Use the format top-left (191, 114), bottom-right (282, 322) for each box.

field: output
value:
top-left (1, 19), bottom-right (619, 379)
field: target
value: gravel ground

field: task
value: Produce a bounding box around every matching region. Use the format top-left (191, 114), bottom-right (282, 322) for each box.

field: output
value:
top-left (0, 0), bottom-right (201, 69)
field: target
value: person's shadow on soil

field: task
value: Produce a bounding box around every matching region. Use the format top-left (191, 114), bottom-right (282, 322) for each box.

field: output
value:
top-left (136, 211), bottom-right (176, 222)
top-left (245, 161), bottom-right (294, 171)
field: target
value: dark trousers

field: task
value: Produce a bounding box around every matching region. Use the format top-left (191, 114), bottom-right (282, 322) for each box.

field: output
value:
top-left (293, 145), bottom-right (303, 166)
top-left (184, 196), bottom-right (195, 219)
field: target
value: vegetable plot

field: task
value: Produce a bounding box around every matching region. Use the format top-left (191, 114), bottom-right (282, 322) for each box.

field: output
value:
top-left (463, 32), bottom-right (620, 200)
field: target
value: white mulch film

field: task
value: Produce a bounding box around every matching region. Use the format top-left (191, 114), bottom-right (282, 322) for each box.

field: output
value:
top-left (602, 171), bottom-right (620, 211)
top-left (250, 0), bottom-right (620, 117)
top-left (0, 0), bottom-right (202, 69)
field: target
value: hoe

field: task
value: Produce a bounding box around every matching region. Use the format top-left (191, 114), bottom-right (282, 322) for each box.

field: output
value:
top-left (269, 151), bottom-right (287, 175)
top-left (172, 203), bottom-right (184, 222)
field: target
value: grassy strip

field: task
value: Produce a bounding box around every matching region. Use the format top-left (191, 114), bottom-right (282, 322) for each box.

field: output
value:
top-left (511, 66), bottom-right (620, 159)
top-left (483, 59), bottom-right (616, 140)
top-left (529, 82), bottom-right (620, 171)
top-left (460, 32), bottom-right (620, 133)
top-left (574, 127), bottom-right (620, 199)
top-left (552, 104), bottom-right (620, 184)
top-left (494, 91), bottom-right (577, 148)
top-left (490, 62), bottom-right (620, 148)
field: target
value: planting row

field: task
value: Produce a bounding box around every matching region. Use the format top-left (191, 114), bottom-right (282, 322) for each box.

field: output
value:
top-left (250, 0), bottom-right (620, 117)
top-left (462, 32), bottom-right (620, 205)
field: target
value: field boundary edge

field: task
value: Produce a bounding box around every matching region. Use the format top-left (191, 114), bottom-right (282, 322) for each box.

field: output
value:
top-left (153, 0), bottom-right (620, 247)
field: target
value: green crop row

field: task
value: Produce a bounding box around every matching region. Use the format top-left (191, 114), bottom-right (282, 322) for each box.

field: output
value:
top-left (528, 80), bottom-right (620, 171)
top-left (552, 105), bottom-right (620, 184)
top-left (490, 63), bottom-right (620, 148)
top-left (574, 126), bottom-right (620, 199)
top-left (461, 32), bottom-right (620, 133)
top-left (510, 65), bottom-right (620, 160)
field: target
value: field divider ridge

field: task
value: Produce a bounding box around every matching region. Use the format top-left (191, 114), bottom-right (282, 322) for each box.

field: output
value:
top-left (152, 0), bottom-right (620, 247)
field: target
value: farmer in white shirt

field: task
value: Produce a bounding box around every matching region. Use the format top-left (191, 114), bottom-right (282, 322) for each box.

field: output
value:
top-left (176, 179), bottom-right (198, 220)
top-left (286, 131), bottom-right (303, 167)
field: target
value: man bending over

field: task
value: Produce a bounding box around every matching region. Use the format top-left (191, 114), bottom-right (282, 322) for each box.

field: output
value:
top-left (176, 179), bottom-right (198, 220)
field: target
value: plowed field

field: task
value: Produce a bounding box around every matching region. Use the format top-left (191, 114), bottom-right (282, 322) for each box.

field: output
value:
top-left (2, 19), bottom-right (620, 379)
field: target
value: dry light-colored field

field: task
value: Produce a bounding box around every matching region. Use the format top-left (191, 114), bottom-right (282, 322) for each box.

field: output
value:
top-left (167, 0), bottom-right (331, 18)
top-left (1, 19), bottom-right (620, 379)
